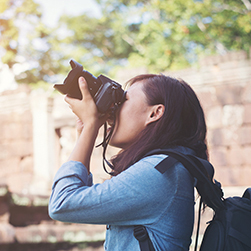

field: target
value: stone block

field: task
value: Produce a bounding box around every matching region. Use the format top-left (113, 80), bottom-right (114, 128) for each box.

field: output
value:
top-left (228, 146), bottom-right (244, 166)
top-left (242, 146), bottom-right (251, 165)
top-left (243, 103), bottom-right (251, 124)
top-left (215, 85), bottom-right (243, 105)
top-left (240, 165), bottom-right (251, 187)
top-left (0, 140), bottom-right (33, 167)
top-left (237, 125), bottom-right (251, 146)
top-left (2, 123), bottom-right (24, 140)
top-left (214, 166), bottom-right (241, 186)
top-left (209, 147), bottom-right (228, 167)
top-left (221, 127), bottom-right (239, 146)
top-left (198, 52), bottom-right (242, 67)
top-left (196, 87), bottom-right (218, 111)
top-left (208, 128), bottom-right (223, 146)
top-left (9, 140), bottom-right (33, 158)
top-left (242, 82), bottom-right (251, 103)
top-left (208, 127), bottom-right (240, 147)
top-left (213, 166), bottom-right (228, 186)
top-left (6, 172), bottom-right (33, 194)
top-left (0, 158), bottom-right (20, 177)
top-left (20, 110), bottom-right (33, 124)
top-left (206, 106), bottom-right (223, 129)
top-left (222, 105), bottom-right (244, 127)
top-left (0, 143), bottom-right (12, 160)
top-left (19, 122), bottom-right (33, 141)
top-left (239, 165), bottom-right (251, 186)
top-left (0, 223), bottom-right (16, 243)
top-left (20, 156), bottom-right (33, 172)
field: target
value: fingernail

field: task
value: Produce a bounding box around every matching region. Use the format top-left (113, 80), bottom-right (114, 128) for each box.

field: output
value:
top-left (79, 77), bottom-right (84, 83)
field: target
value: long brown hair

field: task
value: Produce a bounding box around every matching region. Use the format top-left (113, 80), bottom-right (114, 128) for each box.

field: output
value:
top-left (111, 74), bottom-right (208, 175)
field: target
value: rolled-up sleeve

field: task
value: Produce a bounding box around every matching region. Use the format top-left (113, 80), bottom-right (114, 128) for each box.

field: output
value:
top-left (48, 155), bottom-right (192, 226)
top-left (48, 161), bottom-right (93, 222)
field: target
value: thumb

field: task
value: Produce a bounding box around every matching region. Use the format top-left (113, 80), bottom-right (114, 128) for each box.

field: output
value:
top-left (78, 76), bottom-right (91, 100)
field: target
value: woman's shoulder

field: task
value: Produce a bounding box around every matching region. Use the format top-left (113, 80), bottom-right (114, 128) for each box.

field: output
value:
top-left (140, 154), bottom-right (168, 166)
top-left (125, 149), bottom-right (195, 187)
top-left (123, 152), bottom-right (182, 178)
top-left (138, 147), bottom-right (196, 172)
top-left (123, 154), bottom-right (167, 176)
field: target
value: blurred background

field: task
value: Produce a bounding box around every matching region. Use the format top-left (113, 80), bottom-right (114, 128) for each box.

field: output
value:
top-left (0, 0), bottom-right (251, 250)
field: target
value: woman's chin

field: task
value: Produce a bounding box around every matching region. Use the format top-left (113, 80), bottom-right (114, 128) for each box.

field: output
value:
top-left (108, 140), bottom-right (127, 150)
top-left (108, 139), bottom-right (117, 148)
top-left (109, 138), bottom-right (122, 149)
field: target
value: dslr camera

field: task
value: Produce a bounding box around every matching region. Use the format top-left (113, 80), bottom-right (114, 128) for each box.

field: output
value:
top-left (54, 60), bottom-right (126, 113)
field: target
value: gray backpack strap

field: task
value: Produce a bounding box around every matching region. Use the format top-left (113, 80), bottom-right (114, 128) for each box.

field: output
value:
top-left (134, 225), bottom-right (155, 251)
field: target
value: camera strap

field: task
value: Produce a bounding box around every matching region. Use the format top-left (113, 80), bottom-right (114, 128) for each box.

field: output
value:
top-left (96, 106), bottom-right (118, 176)
top-left (96, 90), bottom-right (127, 176)
top-left (101, 122), bottom-right (116, 175)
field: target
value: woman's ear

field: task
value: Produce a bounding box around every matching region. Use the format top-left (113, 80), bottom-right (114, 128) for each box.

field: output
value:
top-left (145, 104), bottom-right (165, 125)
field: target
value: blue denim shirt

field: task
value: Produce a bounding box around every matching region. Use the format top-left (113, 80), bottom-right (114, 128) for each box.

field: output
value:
top-left (49, 147), bottom-right (195, 250)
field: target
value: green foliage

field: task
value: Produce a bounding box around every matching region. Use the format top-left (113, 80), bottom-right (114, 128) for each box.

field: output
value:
top-left (0, 0), bottom-right (66, 84)
top-left (57, 13), bottom-right (136, 75)
top-left (1, 0), bottom-right (250, 85)
top-left (0, 0), bottom-right (40, 67)
top-left (58, 0), bottom-right (251, 74)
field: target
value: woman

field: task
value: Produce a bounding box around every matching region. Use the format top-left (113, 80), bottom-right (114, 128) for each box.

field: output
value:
top-left (49, 74), bottom-right (208, 250)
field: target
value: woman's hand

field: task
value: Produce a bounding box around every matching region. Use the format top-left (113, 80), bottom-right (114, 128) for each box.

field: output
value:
top-left (65, 76), bottom-right (107, 130)
top-left (64, 77), bottom-right (108, 170)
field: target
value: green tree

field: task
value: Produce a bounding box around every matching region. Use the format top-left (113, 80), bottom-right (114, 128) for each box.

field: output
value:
top-left (0, 0), bottom-right (41, 68)
top-left (0, 0), bottom-right (65, 85)
top-left (57, 13), bottom-right (136, 75)
top-left (1, 0), bottom-right (250, 85)
top-left (60, 0), bottom-right (251, 73)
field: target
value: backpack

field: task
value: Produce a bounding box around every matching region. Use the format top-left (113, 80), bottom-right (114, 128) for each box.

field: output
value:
top-left (133, 149), bottom-right (251, 251)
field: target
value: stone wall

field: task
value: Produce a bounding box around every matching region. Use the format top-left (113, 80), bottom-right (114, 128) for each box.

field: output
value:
top-left (168, 50), bottom-right (251, 186)
top-left (0, 83), bottom-right (111, 249)
top-left (1, 50), bottom-right (250, 194)
top-left (0, 50), bottom-right (250, 249)
top-left (0, 85), bottom-right (34, 194)
top-left (0, 183), bottom-right (105, 250)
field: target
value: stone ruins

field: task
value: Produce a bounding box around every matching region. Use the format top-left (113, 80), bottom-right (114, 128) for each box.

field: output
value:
top-left (0, 50), bottom-right (250, 249)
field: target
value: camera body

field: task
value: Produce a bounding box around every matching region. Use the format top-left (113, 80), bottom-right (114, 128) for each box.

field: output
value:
top-left (54, 60), bottom-right (126, 113)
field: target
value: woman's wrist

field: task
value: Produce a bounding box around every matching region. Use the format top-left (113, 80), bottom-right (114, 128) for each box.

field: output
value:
top-left (81, 121), bottom-right (100, 139)
top-left (76, 117), bottom-right (102, 138)
top-left (68, 120), bottom-right (101, 172)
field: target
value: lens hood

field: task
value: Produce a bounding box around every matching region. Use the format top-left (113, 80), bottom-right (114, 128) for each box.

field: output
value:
top-left (54, 59), bottom-right (126, 113)
top-left (54, 60), bottom-right (101, 100)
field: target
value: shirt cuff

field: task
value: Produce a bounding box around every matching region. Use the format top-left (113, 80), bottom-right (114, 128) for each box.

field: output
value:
top-left (52, 161), bottom-right (93, 189)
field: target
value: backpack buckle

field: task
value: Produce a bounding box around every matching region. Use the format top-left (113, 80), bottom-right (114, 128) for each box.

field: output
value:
top-left (134, 225), bottom-right (148, 241)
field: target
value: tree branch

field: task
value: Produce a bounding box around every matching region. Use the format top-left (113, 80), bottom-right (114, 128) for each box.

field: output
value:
top-left (241, 0), bottom-right (251, 11)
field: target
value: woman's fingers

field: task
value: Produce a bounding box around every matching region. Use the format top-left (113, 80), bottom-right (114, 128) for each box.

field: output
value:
top-left (78, 76), bottom-right (92, 100)
top-left (64, 76), bottom-right (91, 103)
top-left (63, 76), bottom-right (108, 129)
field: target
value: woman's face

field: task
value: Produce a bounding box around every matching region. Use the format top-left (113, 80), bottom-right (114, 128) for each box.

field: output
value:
top-left (108, 81), bottom-right (153, 149)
